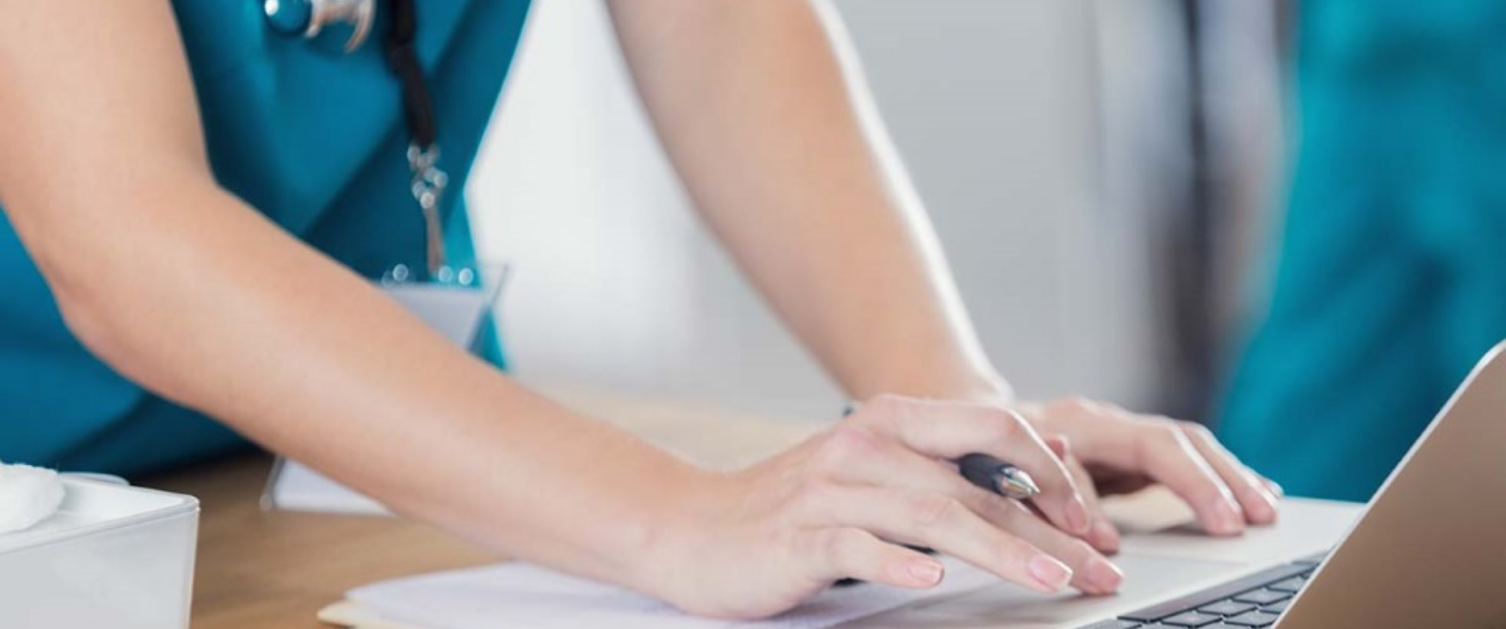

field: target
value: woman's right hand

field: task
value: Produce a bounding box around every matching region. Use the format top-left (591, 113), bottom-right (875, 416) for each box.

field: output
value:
top-left (634, 395), bottom-right (1126, 620)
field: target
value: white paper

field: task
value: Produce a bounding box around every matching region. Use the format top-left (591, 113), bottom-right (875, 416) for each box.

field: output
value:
top-left (262, 459), bottom-right (392, 515)
top-left (347, 555), bottom-right (1002, 629)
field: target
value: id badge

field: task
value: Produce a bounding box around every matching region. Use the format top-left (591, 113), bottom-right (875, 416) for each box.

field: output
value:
top-left (261, 263), bottom-right (508, 515)
top-left (375, 263), bottom-right (506, 354)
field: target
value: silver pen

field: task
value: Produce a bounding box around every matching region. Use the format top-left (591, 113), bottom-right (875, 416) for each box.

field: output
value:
top-left (842, 403), bottom-right (1041, 500)
top-left (957, 453), bottom-right (1041, 500)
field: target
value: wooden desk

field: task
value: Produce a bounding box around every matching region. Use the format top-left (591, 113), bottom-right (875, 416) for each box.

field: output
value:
top-left (142, 393), bottom-right (821, 628)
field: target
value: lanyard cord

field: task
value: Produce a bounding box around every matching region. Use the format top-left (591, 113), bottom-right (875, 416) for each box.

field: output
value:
top-left (383, 0), bottom-right (435, 148)
top-left (382, 0), bottom-right (449, 276)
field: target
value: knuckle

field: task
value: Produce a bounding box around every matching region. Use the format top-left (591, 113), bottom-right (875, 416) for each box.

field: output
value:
top-left (1061, 396), bottom-right (1099, 414)
top-left (981, 410), bottom-right (1025, 442)
top-left (1179, 421), bottom-right (1216, 442)
top-left (1132, 422), bottom-right (1184, 466)
top-left (814, 425), bottom-right (876, 468)
top-left (1155, 422), bottom-right (1189, 446)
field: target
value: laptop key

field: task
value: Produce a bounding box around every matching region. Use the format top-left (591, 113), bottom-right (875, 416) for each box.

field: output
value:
top-left (1081, 621), bottom-right (1142, 629)
top-left (1268, 577), bottom-right (1306, 593)
top-left (1232, 589), bottom-right (1289, 605)
top-left (1225, 610), bottom-right (1282, 627)
top-left (1293, 551), bottom-right (1328, 566)
top-left (1117, 563), bottom-right (1309, 622)
top-left (1261, 599), bottom-right (1291, 614)
top-left (1162, 611), bottom-right (1222, 626)
top-left (1198, 600), bottom-right (1256, 616)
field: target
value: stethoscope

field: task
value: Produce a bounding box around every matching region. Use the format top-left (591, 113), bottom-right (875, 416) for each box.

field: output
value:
top-left (261, 0), bottom-right (453, 278)
top-left (262, 0), bottom-right (375, 53)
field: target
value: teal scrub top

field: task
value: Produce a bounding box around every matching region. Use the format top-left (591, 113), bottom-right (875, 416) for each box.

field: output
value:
top-left (0, 1), bottom-right (531, 475)
top-left (1219, 1), bottom-right (1506, 501)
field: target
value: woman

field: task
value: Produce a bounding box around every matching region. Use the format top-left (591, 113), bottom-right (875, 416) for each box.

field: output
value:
top-left (1220, 1), bottom-right (1506, 502)
top-left (0, 0), bottom-right (1278, 618)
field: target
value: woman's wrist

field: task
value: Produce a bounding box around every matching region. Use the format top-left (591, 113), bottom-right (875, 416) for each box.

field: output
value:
top-left (847, 365), bottom-right (1015, 408)
top-left (613, 462), bottom-right (731, 602)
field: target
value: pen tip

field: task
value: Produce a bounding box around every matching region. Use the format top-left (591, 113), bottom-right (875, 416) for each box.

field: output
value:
top-left (1000, 469), bottom-right (1041, 499)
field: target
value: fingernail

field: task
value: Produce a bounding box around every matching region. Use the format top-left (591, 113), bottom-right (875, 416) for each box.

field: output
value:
top-left (907, 559), bottom-right (944, 586)
top-left (1266, 480), bottom-right (1285, 498)
top-left (1086, 556), bottom-right (1124, 593)
top-left (1251, 489), bottom-right (1280, 524)
top-left (1260, 486), bottom-right (1282, 509)
top-left (1027, 555), bottom-right (1073, 592)
top-left (1092, 519), bottom-right (1121, 554)
top-left (1211, 498), bottom-right (1244, 535)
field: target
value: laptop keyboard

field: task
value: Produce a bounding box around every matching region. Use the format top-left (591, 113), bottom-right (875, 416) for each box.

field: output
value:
top-left (1079, 554), bottom-right (1325, 628)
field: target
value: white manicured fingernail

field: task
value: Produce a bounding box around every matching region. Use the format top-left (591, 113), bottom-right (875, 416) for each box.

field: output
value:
top-left (1027, 555), bottom-right (1073, 592)
top-left (1086, 556), bottom-right (1124, 593)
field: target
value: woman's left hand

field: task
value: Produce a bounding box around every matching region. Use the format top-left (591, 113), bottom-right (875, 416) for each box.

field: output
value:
top-left (1015, 398), bottom-right (1282, 553)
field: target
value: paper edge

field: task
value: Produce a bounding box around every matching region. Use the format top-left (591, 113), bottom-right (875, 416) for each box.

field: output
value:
top-left (319, 600), bottom-right (433, 629)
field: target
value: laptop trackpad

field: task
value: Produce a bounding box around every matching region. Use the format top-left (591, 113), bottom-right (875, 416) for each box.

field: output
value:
top-left (854, 553), bottom-right (1244, 628)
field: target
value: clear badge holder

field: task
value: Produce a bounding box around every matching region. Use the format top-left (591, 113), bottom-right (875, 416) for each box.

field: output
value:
top-left (261, 262), bottom-right (509, 515)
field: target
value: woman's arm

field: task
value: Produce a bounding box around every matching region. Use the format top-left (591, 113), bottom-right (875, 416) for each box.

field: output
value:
top-left (0, 0), bottom-right (698, 589)
top-left (605, 0), bottom-right (1002, 403)
top-left (0, 1), bottom-right (1106, 617)
top-left (606, 0), bottom-right (1280, 541)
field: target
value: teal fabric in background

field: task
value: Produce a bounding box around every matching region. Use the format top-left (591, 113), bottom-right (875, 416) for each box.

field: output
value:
top-left (0, 1), bottom-right (531, 476)
top-left (1219, 1), bottom-right (1506, 501)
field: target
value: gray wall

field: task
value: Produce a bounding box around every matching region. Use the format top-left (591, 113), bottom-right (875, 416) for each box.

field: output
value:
top-left (467, 0), bottom-right (1162, 419)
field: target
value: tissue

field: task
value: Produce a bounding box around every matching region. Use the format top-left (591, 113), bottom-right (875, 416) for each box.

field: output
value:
top-left (0, 463), bottom-right (65, 534)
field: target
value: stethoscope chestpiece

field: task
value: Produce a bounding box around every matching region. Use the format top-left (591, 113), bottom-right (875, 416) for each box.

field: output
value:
top-left (263, 0), bottom-right (374, 53)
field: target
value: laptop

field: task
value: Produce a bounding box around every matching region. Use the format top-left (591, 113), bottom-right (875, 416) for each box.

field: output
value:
top-left (851, 341), bottom-right (1506, 629)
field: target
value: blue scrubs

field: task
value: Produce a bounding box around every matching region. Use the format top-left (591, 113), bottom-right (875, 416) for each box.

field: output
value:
top-left (0, 1), bottom-right (531, 475)
top-left (1219, 1), bottom-right (1506, 501)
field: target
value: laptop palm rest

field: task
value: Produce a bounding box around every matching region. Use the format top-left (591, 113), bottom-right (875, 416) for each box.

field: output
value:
top-left (882, 553), bottom-right (1240, 628)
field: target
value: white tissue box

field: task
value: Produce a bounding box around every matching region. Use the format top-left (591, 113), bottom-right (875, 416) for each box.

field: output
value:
top-left (0, 478), bottom-right (199, 628)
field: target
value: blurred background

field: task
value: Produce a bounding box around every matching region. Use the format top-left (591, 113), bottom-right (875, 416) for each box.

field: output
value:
top-left (466, 0), bottom-right (1288, 423)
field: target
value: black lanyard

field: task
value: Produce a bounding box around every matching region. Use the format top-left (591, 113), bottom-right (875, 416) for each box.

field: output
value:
top-left (382, 0), bottom-right (449, 276)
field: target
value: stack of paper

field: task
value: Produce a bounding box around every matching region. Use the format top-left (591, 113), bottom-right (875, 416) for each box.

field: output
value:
top-left (322, 555), bottom-right (1001, 629)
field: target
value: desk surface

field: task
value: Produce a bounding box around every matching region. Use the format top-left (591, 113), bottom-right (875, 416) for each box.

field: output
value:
top-left (142, 392), bottom-right (822, 629)
top-left (147, 453), bottom-right (492, 629)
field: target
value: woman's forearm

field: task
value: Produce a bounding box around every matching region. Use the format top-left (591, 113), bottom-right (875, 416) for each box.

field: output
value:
top-left (0, 1), bottom-right (704, 588)
top-left (608, 0), bottom-right (1008, 403)
top-left (40, 175), bottom-right (700, 585)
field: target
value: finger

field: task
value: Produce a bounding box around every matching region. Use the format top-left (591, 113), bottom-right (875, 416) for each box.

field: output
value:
top-left (1043, 434), bottom-right (1070, 459)
top-left (810, 483), bottom-right (1074, 594)
top-left (1061, 451), bottom-right (1121, 554)
top-left (1261, 476), bottom-right (1285, 499)
top-left (968, 491), bottom-right (1124, 595)
top-left (1130, 421), bottom-right (1246, 535)
top-left (863, 396), bottom-right (1092, 537)
top-left (816, 438), bottom-right (1120, 594)
top-left (804, 528), bottom-right (944, 590)
top-left (1048, 409), bottom-right (1248, 536)
top-left (1180, 424), bottom-right (1280, 524)
top-left (1041, 434), bottom-right (1118, 553)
